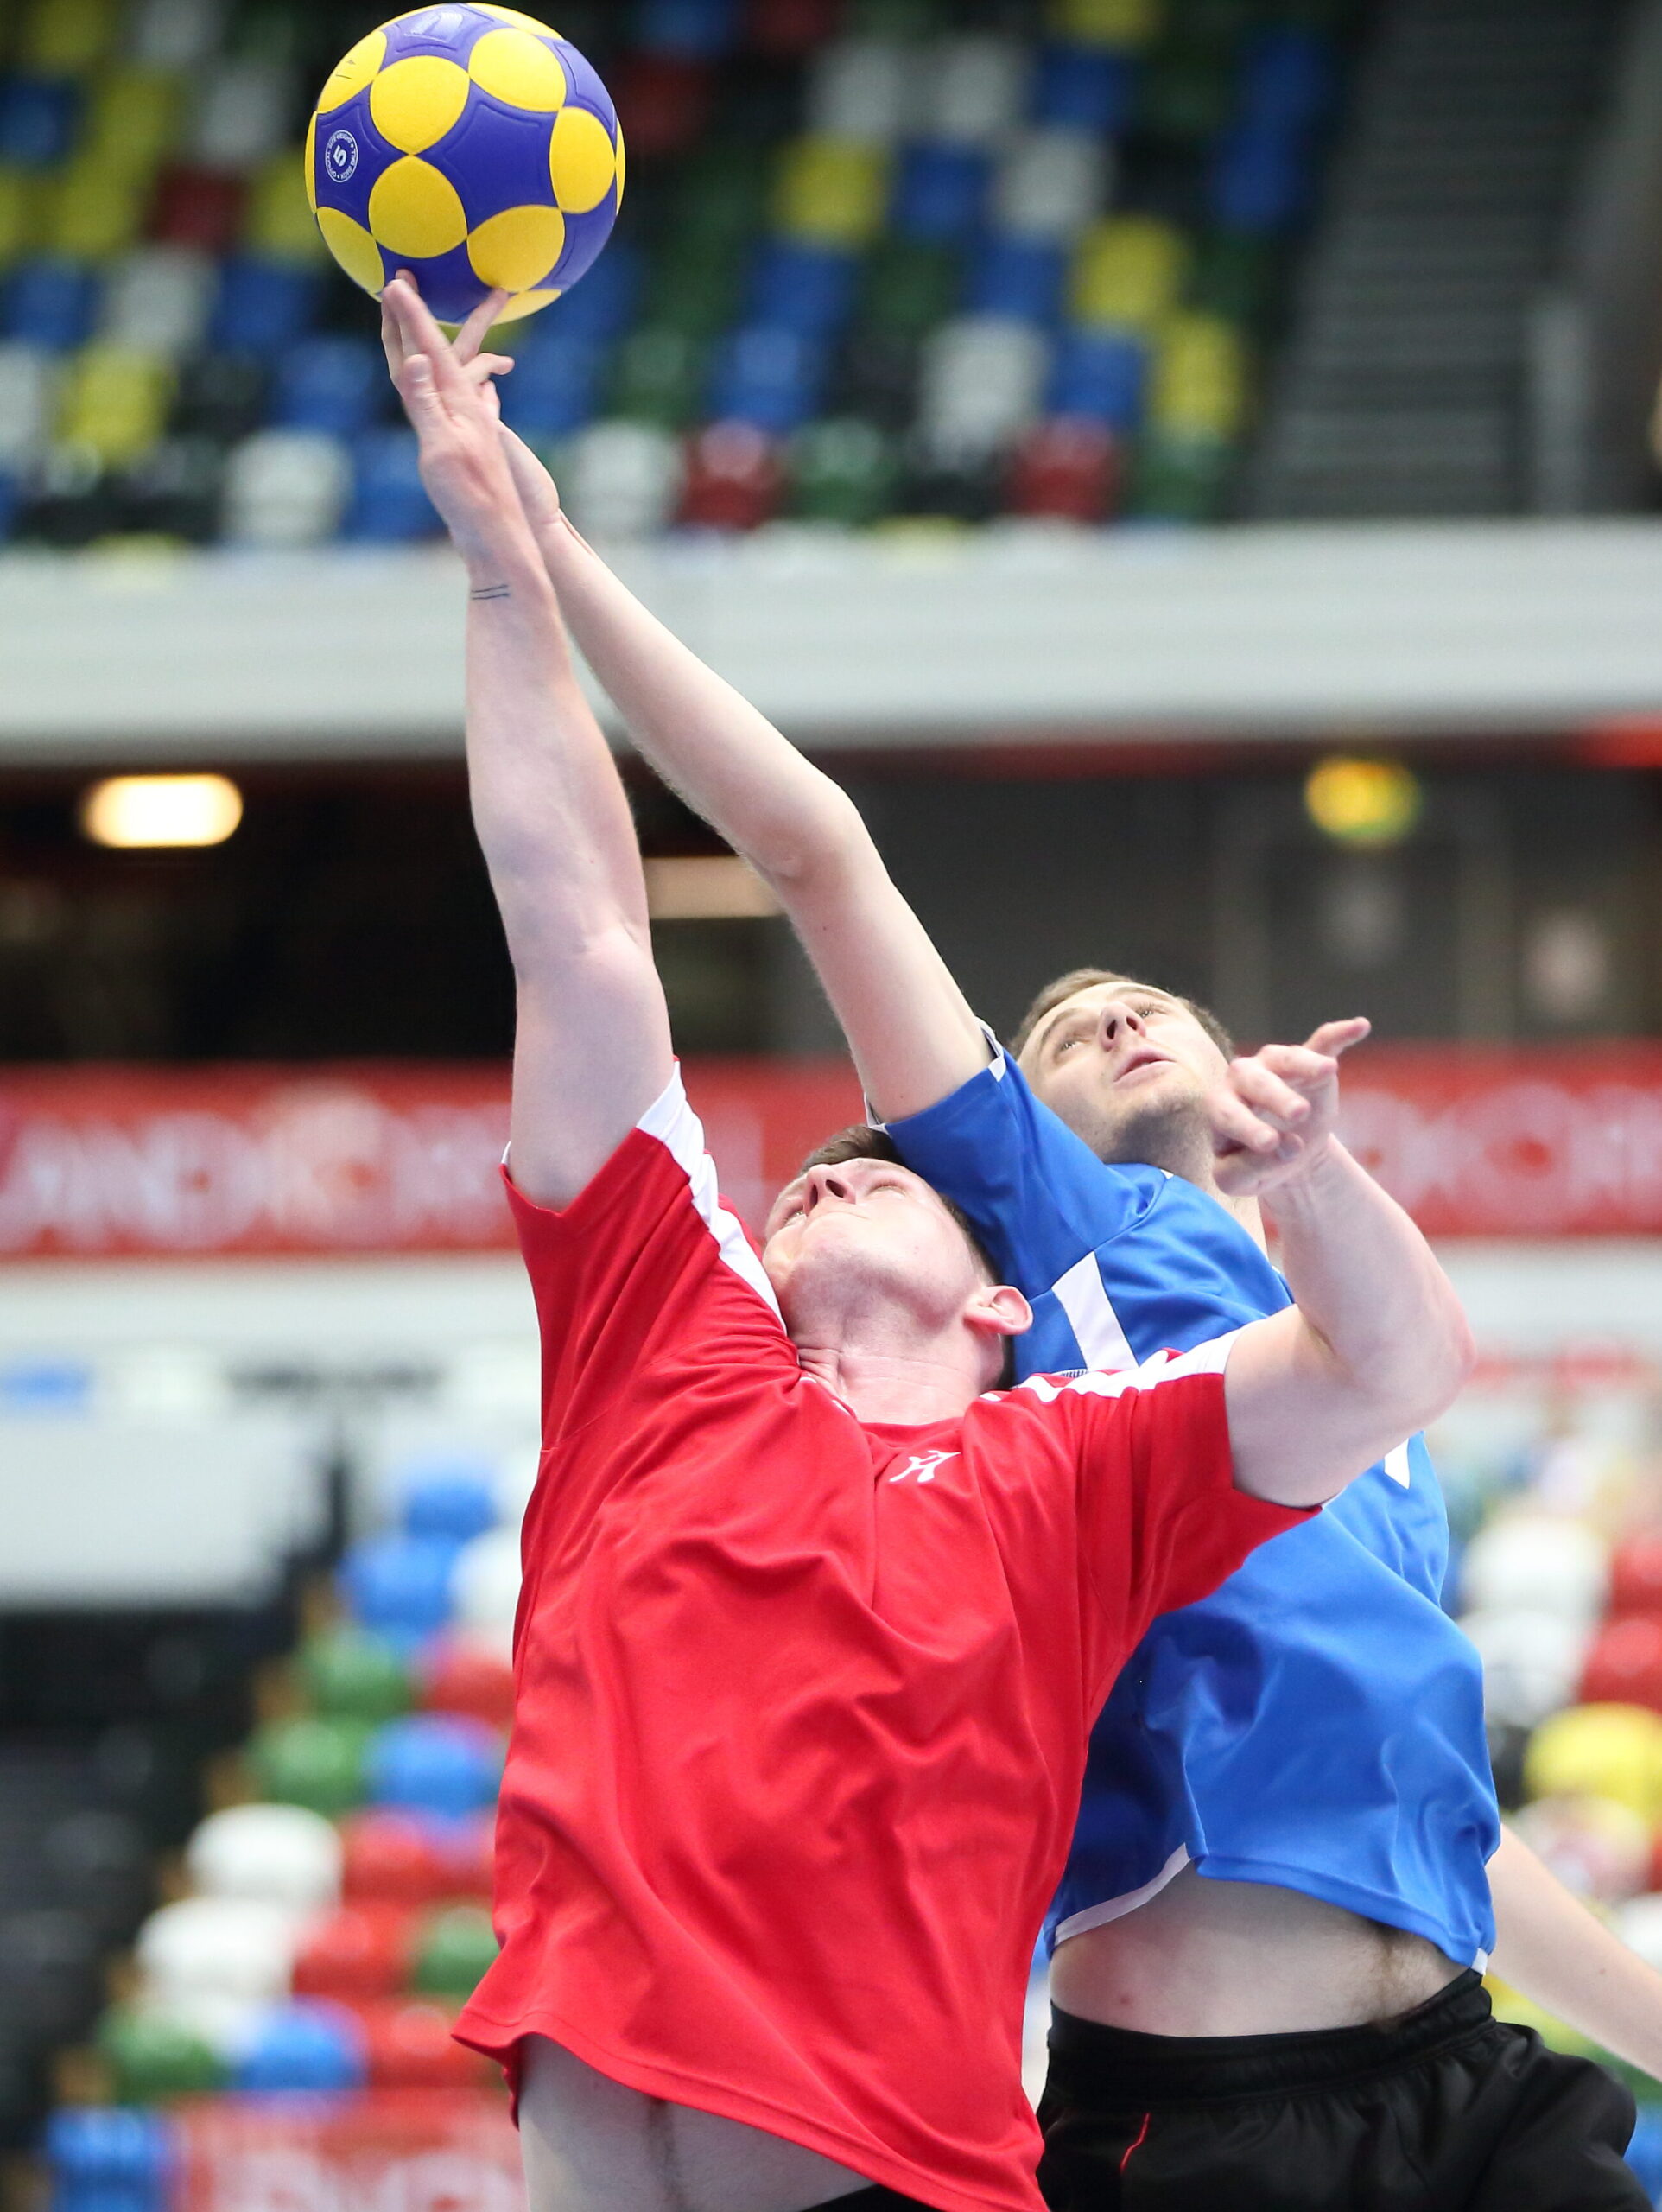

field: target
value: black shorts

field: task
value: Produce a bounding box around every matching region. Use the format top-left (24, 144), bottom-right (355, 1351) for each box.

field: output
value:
top-left (807, 2192), bottom-right (935, 2211)
top-left (1036, 1969), bottom-right (1646, 2211)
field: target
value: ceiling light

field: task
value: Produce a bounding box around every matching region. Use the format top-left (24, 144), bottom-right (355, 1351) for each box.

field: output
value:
top-left (79, 774), bottom-right (244, 849)
top-left (644, 855), bottom-right (780, 920)
top-left (1304, 756), bottom-right (1421, 849)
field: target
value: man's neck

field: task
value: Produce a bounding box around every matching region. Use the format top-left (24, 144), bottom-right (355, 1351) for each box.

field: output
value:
top-left (792, 1339), bottom-right (985, 1425)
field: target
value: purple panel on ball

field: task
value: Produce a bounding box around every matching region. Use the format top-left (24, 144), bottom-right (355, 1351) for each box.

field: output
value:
top-left (431, 95), bottom-right (555, 231)
top-left (404, 240), bottom-right (484, 323)
top-left (553, 200), bottom-right (616, 294)
top-left (381, 7), bottom-right (488, 65)
top-left (551, 40), bottom-right (616, 127)
top-left (314, 89), bottom-right (396, 228)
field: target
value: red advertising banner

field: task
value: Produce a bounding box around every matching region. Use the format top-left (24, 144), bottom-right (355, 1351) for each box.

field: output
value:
top-left (175, 2090), bottom-right (522, 2212)
top-left (3, 1046), bottom-right (1662, 1257)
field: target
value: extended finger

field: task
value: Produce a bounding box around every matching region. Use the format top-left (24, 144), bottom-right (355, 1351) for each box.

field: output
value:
top-left (379, 288), bottom-right (405, 380)
top-left (1228, 1058), bottom-right (1311, 1126)
top-left (1211, 1090), bottom-right (1285, 1154)
top-left (465, 353), bottom-right (515, 385)
top-left (454, 288), bottom-right (511, 365)
top-left (1303, 1016), bottom-right (1371, 1058)
top-left (1250, 1043), bottom-right (1339, 1093)
top-left (386, 276), bottom-right (471, 403)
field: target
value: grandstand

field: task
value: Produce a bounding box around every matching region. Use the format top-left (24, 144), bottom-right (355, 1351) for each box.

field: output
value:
top-left (12, 0), bottom-right (1662, 2208)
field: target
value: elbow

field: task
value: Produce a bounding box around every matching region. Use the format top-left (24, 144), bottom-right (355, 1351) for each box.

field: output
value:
top-left (760, 783), bottom-right (870, 894)
top-left (1365, 1300), bottom-right (1478, 1447)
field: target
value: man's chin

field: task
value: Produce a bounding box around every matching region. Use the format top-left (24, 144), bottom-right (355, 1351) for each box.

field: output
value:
top-left (1094, 1085), bottom-right (1211, 1176)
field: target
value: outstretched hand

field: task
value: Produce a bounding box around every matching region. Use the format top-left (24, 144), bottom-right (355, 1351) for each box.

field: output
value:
top-left (1209, 1018), bottom-right (1370, 1198)
top-left (381, 274), bottom-right (533, 575)
top-left (379, 272), bottom-right (515, 420)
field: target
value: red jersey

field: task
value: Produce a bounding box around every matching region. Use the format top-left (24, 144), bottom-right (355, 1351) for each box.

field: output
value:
top-left (455, 1072), bottom-right (1309, 2212)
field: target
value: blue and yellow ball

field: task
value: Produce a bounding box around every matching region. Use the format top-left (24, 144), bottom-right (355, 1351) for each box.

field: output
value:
top-left (307, 5), bottom-right (623, 327)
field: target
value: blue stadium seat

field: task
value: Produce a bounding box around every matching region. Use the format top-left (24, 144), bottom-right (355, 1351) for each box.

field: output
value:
top-left (1208, 124), bottom-right (1313, 236)
top-left (891, 144), bottom-right (991, 245)
top-left (0, 472), bottom-right (19, 542)
top-left (365, 1715), bottom-right (503, 1821)
top-left (1237, 28), bottom-right (1335, 137)
top-left (967, 238), bottom-right (1065, 325)
top-left (1031, 43), bottom-right (1136, 134)
top-left (400, 1464), bottom-right (498, 1546)
top-left (547, 239), bottom-right (643, 345)
top-left (498, 335), bottom-right (604, 438)
top-left (210, 257), bottom-right (322, 355)
top-left (339, 1534), bottom-right (458, 1646)
top-left (0, 78), bottom-right (80, 168)
top-left (634, 0), bottom-right (740, 58)
top-left (3, 259), bottom-right (96, 350)
top-left (745, 241), bottom-right (859, 338)
top-left (43, 2109), bottom-right (169, 2212)
top-left (707, 325), bottom-right (824, 433)
top-left (232, 2000), bottom-right (367, 2092)
top-left (1047, 329), bottom-right (1148, 430)
top-left (346, 429), bottom-right (435, 542)
top-left (273, 337), bottom-right (383, 438)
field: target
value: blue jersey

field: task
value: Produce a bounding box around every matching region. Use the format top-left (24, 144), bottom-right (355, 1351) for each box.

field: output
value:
top-left (885, 1046), bottom-right (1498, 1967)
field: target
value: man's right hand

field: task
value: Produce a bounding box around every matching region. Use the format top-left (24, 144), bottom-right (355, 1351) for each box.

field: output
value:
top-left (382, 276), bottom-right (536, 580)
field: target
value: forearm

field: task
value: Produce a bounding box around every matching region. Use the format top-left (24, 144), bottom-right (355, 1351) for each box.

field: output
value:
top-left (1489, 1823), bottom-right (1662, 2080)
top-left (1263, 1139), bottom-right (1474, 1437)
top-left (533, 512), bottom-right (987, 1118)
top-left (536, 513), bottom-right (856, 885)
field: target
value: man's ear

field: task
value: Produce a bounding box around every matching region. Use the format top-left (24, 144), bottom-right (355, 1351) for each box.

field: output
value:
top-left (966, 1282), bottom-right (1032, 1341)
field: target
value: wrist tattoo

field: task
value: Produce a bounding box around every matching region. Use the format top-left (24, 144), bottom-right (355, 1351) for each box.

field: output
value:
top-left (470, 582), bottom-right (511, 601)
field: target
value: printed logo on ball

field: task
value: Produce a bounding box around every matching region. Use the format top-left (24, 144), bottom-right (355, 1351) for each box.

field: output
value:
top-left (325, 130), bottom-right (359, 182)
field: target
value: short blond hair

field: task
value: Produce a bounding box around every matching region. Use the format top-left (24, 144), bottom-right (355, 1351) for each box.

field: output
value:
top-left (1010, 968), bottom-right (1234, 1063)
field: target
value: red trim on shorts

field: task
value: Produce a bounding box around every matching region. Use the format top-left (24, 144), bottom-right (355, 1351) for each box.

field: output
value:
top-left (1120, 2111), bottom-right (1151, 2174)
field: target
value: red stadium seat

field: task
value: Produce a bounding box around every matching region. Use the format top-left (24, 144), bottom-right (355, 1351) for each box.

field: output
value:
top-left (291, 1904), bottom-right (414, 2005)
top-left (149, 167), bottom-right (246, 256)
top-left (1005, 418), bottom-right (1123, 522)
top-left (747, 0), bottom-right (845, 57)
top-left (1580, 1615), bottom-right (1662, 1713)
top-left (361, 1999), bottom-right (497, 2089)
top-left (421, 1639), bottom-right (515, 1734)
top-left (614, 56), bottom-right (714, 162)
top-left (339, 1809), bottom-right (452, 1910)
top-left (1611, 1535), bottom-right (1662, 1617)
top-left (679, 421), bottom-right (785, 531)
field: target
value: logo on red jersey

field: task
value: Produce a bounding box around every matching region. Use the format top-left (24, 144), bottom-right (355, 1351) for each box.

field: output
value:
top-left (889, 1450), bottom-right (957, 1484)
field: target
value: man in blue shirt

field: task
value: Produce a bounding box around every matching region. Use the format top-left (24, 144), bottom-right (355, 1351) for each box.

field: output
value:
top-left (409, 305), bottom-right (1662, 2208)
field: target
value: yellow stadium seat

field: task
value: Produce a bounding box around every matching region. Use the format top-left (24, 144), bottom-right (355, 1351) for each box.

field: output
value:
top-left (1524, 1704), bottom-right (1662, 1826)
top-left (1071, 216), bottom-right (1189, 331)
top-left (84, 70), bottom-right (185, 182)
top-left (1048, 0), bottom-right (1164, 48)
top-left (58, 344), bottom-right (174, 467)
top-left (22, 0), bottom-right (121, 76)
top-left (245, 151), bottom-right (328, 264)
top-left (772, 137), bottom-right (891, 250)
top-left (0, 170), bottom-right (45, 270)
top-left (1152, 311), bottom-right (1251, 438)
top-left (48, 159), bottom-right (146, 260)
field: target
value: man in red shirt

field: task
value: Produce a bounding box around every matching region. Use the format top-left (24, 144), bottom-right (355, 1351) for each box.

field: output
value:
top-left (381, 278), bottom-right (1475, 2212)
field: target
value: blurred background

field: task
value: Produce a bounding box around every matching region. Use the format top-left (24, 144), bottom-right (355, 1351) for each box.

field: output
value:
top-left (13, 0), bottom-right (1662, 2207)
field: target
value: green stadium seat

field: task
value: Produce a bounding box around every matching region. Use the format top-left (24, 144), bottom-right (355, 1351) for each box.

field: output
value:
top-left (790, 415), bottom-right (899, 524)
top-left (858, 238), bottom-right (961, 342)
top-left (610, 325), bottom-right (709, 429)
top-left (410, 1904), bottom-right (499, 2002)
top-left (1130, 424), bottom-right (1234, 521)
top-left (1139, 48), bottom-right (1236, 143)
top-left (245, 1715), bottom-right (370, 1818)
top-left (97, 2007), bottom-right (225, 2103)
top-left (1188, 231), bottom-right (1280, 329)
top-left (297, 1628), bottom-right (414, 1726)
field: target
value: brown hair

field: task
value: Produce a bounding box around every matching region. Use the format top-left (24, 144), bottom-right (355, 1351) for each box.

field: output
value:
top-left (1009, 967), bottom-right (1235, 1065)
top-left (796, 1125), bottom-right (1016, 1386)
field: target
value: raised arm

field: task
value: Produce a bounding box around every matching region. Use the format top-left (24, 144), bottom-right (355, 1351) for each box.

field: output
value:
top-left (496, 432), bottom-right (989, 1122)
top-left (384, 277), bottom-right (672, 1207)
top-left (1215, 1023), bottom-right (1475, 1506)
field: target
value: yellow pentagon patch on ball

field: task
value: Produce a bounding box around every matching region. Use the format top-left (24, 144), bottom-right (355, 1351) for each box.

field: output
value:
top-left (549, 105), bottom-right (616, 213)
top-left (317, 29), bottom-right (385, 113)
top-left (370, 55), bottom-right (472, 153)
top-left (478, 6), bottom-right (563, 34)
top-left (468, 28), bottom-right (567, 110)
top-left (368, 156), bottom-right (469, 258)
top-left (492, 285), bottom-right (561, 323)
top-left (316, 207), bottom-right (385, 296)
top-left (614, 126), bottom-right (625, 208)
top-left (303, 111), bottom-right (317, 212)
top-left (466, 203), bottom-right (565, 291)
